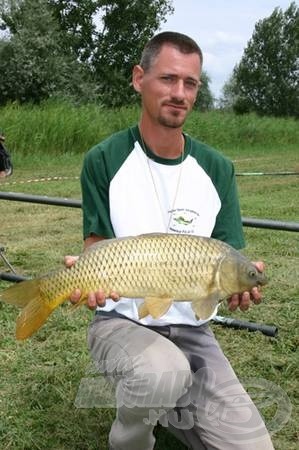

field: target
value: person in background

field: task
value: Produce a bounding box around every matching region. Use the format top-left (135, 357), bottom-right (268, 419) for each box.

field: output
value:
top-left (67, 31), bottom-right (274, 450)
top-left (0, 132), bottom-right (13, 178)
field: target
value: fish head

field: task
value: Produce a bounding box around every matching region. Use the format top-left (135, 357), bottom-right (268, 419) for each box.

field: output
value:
top-left (219, 252), bottom-right (268, 296)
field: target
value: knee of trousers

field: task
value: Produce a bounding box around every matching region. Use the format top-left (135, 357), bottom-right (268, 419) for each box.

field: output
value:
top-left (116, 344), bottom-right (192, 411)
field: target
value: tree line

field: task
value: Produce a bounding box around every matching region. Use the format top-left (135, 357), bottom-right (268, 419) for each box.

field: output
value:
top-left (0, 0), bottom-right (215, 109)
top-left (220, 1), bottom-right (298, 118)
top-left (0, 0), bottom-right (297, 117)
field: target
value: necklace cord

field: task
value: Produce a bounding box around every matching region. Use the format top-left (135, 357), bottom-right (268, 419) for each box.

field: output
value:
top-left (139, 129), bottom-right (185, 232)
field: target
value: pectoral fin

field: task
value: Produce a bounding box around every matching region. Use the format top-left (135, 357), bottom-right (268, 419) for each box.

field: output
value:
top-left (138, 297), bottom-right (173, 319)
top-left (138, 302), bottom-right (150, 319)
top-left (191, 293), bottom-right (221, 321)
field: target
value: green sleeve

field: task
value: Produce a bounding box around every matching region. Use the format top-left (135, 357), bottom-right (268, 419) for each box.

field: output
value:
top-left (80, 146), bottom-right (115, 240)
top-left (211, 163), bottom-right (245, 249)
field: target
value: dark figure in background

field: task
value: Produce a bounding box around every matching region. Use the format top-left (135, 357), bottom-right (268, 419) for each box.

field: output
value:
top-left (0, 132), bottom-right (13, 178)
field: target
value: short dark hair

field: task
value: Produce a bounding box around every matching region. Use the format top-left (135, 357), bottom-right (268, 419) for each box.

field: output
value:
top-left (140, 31), bottom-right (203, 72)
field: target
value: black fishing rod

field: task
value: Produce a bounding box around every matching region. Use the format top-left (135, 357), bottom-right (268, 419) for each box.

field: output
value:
top-left (212, 315), bottom-right (278, 337)
top-left (236, 171), bottom-right (298, 176)
top-left (0, 272), bottom-right (28, 283)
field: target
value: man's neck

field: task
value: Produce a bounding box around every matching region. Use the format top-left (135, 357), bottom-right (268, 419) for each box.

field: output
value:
top-left (139, 120), bottom-right (184, 159)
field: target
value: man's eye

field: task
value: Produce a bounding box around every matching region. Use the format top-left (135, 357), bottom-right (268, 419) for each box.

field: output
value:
top-left (185, 80), bottom-right (198, 89)
top-left (160, 76), bottom-right (199, 89)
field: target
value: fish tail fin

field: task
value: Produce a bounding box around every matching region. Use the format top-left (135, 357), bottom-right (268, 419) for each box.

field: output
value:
top-left (1, 279), bottom-right (53, 339)
top-left (1, 276), bottom-right (70, 339)
top-left (16, 291), bottom-right (54, 340)
top-left (0, 279), bottom-right (39, 308)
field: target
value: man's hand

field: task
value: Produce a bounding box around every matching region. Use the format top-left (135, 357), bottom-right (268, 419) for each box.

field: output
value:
top-left (64, 255), bottom-right (120, 310)
top-left (227, 261), bottom-right (265, 312)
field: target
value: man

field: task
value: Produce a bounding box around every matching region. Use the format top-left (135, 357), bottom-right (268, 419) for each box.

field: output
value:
top-left (68, 32), bottom-right (274, 450)
top-left (0, 132), bottom-right (13, 178)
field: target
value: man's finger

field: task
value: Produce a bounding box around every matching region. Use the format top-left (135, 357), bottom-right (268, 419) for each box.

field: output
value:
top-left (87, 292), bottom-right (98, 310)
top-left (70, 288), bottom-right (82, 304)
top-left (110, 291), bottom-right (120, 301)
top-left (251, 286), bottom-right (262, 304)
top-left (239, 291), bottom-right (251, 311)
top-left (64, 255), bottom-right (79, 268)
top-left (95, 289), bottom-right (107, 307)
top-left (227, 294), bottom-right (240, 311)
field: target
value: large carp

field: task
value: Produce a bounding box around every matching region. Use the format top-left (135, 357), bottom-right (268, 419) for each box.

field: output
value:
top-left (0, 233), bottom-right (267, 340)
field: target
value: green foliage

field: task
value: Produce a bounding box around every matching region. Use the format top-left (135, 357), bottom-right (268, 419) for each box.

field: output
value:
top-left (0, 0), bottom-right (97, 105)
top-left (91, 0), bottom-right (174, 106)
top-left (232, 2), bottom-right (299, 117)
top-left (0, 0), bottom-right (177, 107)
top-left (0, 100), bottom-right (140, 156)
top-left (47, 0), bottom-right (99, 62)
top-left (218, 72), bottom-right (237, 111)
top-left (1, 101), bottom-right (298, 159)
top-left (0, 1), bottom-right (215, 108)
top-left (194, 70), bottom-right (214, 111)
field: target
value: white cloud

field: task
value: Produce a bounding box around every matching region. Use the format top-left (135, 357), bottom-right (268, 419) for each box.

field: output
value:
top-left (204, 31), bottom-right (245, 47)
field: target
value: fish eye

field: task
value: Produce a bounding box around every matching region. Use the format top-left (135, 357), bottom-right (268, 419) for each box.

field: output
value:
top-left (249, 270), bottom-right (257, 278)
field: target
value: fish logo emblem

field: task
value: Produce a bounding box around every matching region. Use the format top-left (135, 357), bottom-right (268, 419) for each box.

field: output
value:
top-left (173, 216), bottom-right (194, 226)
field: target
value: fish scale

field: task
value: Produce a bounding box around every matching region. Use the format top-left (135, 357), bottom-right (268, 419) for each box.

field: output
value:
top-left (0, 233), bottom-right (267, 340)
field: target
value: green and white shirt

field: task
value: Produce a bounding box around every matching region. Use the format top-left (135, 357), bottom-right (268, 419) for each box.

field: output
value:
top-left (81, 125), bottom-right (245, 326)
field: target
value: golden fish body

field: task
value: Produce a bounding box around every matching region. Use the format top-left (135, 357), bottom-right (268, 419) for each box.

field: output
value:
top-left (0, 233), bottom-right (267, 340)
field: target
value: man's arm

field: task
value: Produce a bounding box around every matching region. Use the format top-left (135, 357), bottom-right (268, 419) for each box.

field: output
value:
top-left (84, 234), bottom-right (105, 250)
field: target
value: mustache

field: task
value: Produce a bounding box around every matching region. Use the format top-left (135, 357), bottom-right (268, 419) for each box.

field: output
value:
top-left (163, 97), bottom-right (187, 107)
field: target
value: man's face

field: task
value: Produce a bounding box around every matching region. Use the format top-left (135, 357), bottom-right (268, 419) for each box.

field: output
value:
top-left (133, 44), bottom-right (201, 129)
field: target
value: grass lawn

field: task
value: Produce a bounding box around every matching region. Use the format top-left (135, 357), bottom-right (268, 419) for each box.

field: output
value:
top-left (0, 143), bottom-right (298, 449)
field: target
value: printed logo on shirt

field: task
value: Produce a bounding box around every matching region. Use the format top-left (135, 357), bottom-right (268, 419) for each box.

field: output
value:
top-left (168, 208), bottom-right (199, 234)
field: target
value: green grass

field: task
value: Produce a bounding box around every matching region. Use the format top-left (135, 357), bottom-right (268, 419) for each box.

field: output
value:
top-left (0, 104), bottom-right (298, 449)
top-left (1, 100), bottom-right (298, 158)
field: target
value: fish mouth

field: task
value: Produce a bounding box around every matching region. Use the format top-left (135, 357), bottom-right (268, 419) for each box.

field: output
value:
top-left (257, 275), bottom-right (268, 286)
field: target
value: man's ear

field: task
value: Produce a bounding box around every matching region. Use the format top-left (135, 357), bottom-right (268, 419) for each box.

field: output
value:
top-left (132, 65), bottom-right (144, 93)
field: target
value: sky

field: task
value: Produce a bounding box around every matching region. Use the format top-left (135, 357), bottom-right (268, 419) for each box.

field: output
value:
top-left (159, 0), bottom-right (294, 99)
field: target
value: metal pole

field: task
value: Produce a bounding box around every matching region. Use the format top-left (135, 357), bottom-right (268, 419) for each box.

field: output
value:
top-left (236, 171), bottom-right (298, 176)
top-left (0, 191), bottom-right (298, 232)
top-left (0, 272), bottom-right (28, 282)
top-left (0, 191), bottom-right (81, 208)
top-left (242, 217), bottom-right (299, 232)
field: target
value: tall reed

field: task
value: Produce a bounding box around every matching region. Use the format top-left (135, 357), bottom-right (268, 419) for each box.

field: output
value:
top-left (1, 100), bottom-right (298, 157)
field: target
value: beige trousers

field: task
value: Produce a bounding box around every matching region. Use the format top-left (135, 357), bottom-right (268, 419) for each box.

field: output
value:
top-left (88, 314), bottom-right (274, 450)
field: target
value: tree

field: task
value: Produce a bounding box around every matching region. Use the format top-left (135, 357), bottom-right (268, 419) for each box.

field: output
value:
top-left (0, 0), bottom-right (174, 106)
top-left (47, 0), bottom-right (100, 62)
top-left (91, 0), bottom-right (174, 106)
top-left (0, 0), bottom-right (215, 108)
top-left (232, 2), bottom-right (298, 117)
top-left (45, 1), bottom-right (174, 106)
top-left (194, 70), bottom-right (214, 111)
top-left (47, 1), bottom-right (216, 108)
top-left (218, 73), bottom-right (237, 111)
top-left (0, 0), bottom-right (96, 104)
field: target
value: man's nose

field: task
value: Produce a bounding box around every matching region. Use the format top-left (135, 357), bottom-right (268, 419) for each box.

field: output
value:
top-left (171, 79), bottom-right (185, 100)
